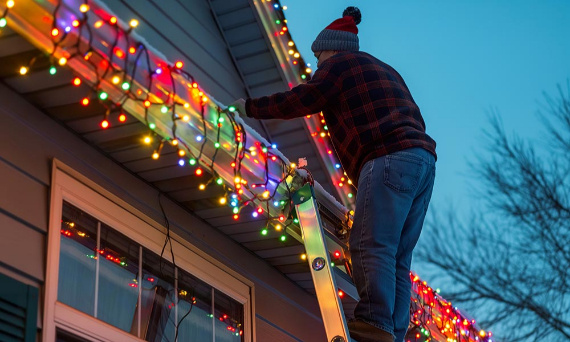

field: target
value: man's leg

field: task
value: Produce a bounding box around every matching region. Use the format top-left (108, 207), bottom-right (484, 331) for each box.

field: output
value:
top-left (392, 152), bottom-right (435, 342)
top-left (349, 150), bottom-right (427, 339)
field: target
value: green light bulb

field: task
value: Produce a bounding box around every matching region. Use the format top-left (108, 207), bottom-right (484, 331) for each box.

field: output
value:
top-left (348, 193), bottom-right (353, 198)
top-left (218, 117), bottom-right (224, 123)
top-left (99, 91), bottom-right (108, 100)
top-left (0, 18), bottom-right (6, 28)
top-left (121, 82), bottom-right (130, 90)
top-left (301, 74), bottom-right (306, 80)
top-left (261, 229), bottom-right (268, 236)
top-left (214, 142), bottom-right (220, 148)
top-left (216, 178), bottom-right (223, 185)
top-left (149, 123), bottom-right (156, 130)
top-left (293, 218), bottom-right (299, 223)
top-left (233, 207), bottom-right (239, 214)
top-left (49, 66), bottom-right (57, 75)
top-left (189, 158), bottom-right (196, 165)
top-left (161, 106), bottom-right (168, 113)
top-left (228, 106), bottom-right (236, 112)
top-left (280, 235), bottom-right (286, 242)
top-left (275, 20), bottom-right (281, 24)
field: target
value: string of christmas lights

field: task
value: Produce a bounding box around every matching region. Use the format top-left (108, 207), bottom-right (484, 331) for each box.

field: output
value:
top-left (13, 0), bottom-right (309, 242)
top-left (407, 273), bottom-right (493, 342)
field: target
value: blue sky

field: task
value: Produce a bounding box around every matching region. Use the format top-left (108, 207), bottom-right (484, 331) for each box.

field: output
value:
top-left (282, 0), bottom-right (570, 330)
top-left (283, 0), bottom-right (570, 214)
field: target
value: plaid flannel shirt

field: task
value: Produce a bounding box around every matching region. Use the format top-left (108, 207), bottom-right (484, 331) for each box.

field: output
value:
top-left (246, 51), bottom-right (437, 186)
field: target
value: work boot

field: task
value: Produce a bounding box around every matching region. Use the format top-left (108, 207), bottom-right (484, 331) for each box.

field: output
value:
top-left (347, 320), bottom-right (395, 342)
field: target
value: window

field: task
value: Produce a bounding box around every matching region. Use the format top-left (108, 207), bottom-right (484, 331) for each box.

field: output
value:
top-left (45, 165), bottom-right (252, 342)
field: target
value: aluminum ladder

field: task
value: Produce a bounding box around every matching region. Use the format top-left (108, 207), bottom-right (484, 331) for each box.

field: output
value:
top-left (293, 183), bottom-right (357, 342)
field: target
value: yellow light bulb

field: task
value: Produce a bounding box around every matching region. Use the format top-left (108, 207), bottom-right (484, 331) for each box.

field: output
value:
top-left (79, 4), bottom-right (89, 13)
top-left (143, 136), bottom-right (152, 144)
top-left (7, 0), bottom-right (15, 8)
top-left (288, 49), bottom-right (294, 55)
top-left (58, 57), bottom-right (67, 66)
top-left (183, 103), bottom-right (190, 109)
top-left (301, 254), bottom-right (307, 260)
top-left (152, 152), bottom-right (159, 160)
top-left (19, 66), bottom-right (28, 75)
top-left (306, 68), bottom-right (312, 73)
top-left (219, 197), bottom-right (227, 205)
top-left (199, 184), bottom-right (206, 190)
top-left (293, 53), bottom-right (300, 58)
top-left (171, 139), bottom-right (178, 146)
top-left (262, 190), bottom-right (270, 198)
top-left (234, 177), bottom-right (241, 183)
top-left (275, 224), bottom-right (282, 231)
top-left (288, 41), bottom-right (294, 47)
top-left (182, 115), bottom-right (190, 122)
top-left (178, 149), bottom-right (185, 157)
top-left (290, 163), bottom-right (296, 168)
top-left (129, 19), bottom-right (139, 28)
top-left (111, 76), bottom-right (120, 84)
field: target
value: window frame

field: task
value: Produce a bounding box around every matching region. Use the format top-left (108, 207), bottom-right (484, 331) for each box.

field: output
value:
top-left (44, 161), bottom-right (253, 342)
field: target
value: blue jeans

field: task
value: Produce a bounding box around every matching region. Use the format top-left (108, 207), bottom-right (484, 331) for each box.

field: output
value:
top-left (349, 147), bottom-right (436, 342)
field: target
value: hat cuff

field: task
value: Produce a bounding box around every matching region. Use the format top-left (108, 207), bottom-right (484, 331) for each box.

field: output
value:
top-left (311, 29), bottom-right (359, 52)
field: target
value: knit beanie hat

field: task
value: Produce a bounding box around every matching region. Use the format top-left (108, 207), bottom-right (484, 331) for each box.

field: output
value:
top-left (311, 7), bottom-right (361, 53)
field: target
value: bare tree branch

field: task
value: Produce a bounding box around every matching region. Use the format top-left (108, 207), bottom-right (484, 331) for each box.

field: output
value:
top-left (418, 83), bottom-right (570, 342)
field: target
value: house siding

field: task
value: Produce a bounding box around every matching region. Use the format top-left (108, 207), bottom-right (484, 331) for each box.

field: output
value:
top-left (99, 0), bottom-right (248, 104)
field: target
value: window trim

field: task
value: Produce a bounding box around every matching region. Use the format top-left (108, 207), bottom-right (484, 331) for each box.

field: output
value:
top-left (44, 161), bottom-right (253, 342)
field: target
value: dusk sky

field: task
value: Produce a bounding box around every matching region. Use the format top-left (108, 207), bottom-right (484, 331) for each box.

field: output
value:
top-left (281, 0), bottom-right (570, 331)
top-left (283, 0), bottom-right (569, 214)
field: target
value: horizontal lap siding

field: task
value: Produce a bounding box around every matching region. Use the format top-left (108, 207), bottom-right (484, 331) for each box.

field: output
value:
top-left (100, 0), bottom-right (247, 104)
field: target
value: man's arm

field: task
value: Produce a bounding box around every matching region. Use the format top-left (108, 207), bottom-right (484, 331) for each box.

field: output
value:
top-left (245, 60), bottom-right (341, 120)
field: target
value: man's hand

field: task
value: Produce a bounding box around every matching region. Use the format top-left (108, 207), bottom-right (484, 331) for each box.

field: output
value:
top-left (227, 99), bottom-right (246, 118)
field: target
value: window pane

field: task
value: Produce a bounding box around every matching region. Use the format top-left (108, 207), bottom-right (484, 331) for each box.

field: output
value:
top-left (170, 268), bottom-right (213, 341)
top-left (140, 248), bottom-right (177, 342)
top-left (57, 202), bottom-right (247, 342)
top-left (97, 224), bottom-right (140, 332)
top-left (58, 202), bottom-right (98, 316)
top-left (214, 289), bottom-right (244, 342)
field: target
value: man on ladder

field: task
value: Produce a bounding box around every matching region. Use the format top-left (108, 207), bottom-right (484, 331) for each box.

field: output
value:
top-left (230, 6), bottom-right (437, 342)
